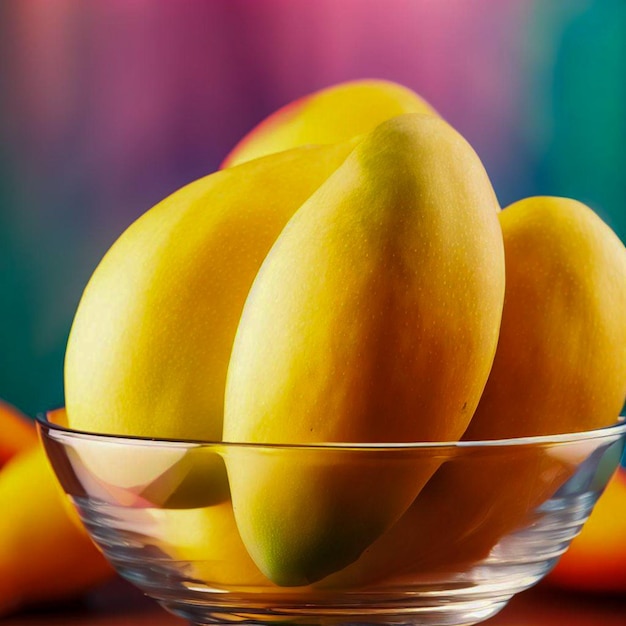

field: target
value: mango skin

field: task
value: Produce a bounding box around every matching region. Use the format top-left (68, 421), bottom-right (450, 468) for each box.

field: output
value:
top-left (467, 196), bottom-right (626, 439)
top-left (226, 445), bottom-right (442, 588)
top-left (0, 405), bottom-right (109, 616)
top-left (65, 142), bottom-right (354, 440)
top-left (317, 445), bottom-right (575, 588)
top-left (224, 114), bottom-right (505, 586)
top-left (439, 195), bottom-right (626, 572)
top-left (222, 79), bottom-right (437, 168)
top-left (352, 196), bottom-right (626, 584)
top-left (0, 446), bottom-right (112, 615)
top-left (148, 500), bottom-right (270, 590)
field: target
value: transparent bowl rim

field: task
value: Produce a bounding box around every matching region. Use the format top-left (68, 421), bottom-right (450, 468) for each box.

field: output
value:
top-left (35, 410), bottom-right (626, 452)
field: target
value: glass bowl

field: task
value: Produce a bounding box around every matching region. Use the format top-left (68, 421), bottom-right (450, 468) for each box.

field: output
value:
top-left (37, 412), bottom-right (626, 626)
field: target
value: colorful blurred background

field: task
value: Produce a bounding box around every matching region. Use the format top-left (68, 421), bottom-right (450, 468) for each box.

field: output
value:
top-left (0, 0), bottom-right (625, 418)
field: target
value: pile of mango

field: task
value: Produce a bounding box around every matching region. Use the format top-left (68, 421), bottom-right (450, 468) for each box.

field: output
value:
top-left (2, 80), bottom-right (626, 610)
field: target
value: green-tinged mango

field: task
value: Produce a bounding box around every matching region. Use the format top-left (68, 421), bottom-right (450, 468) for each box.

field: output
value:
top-left (222, 79), bottom-right (436, 168)
top-left (65, 141), bottom-right (355, 440)
top-left (148, 501), bottom-right (270, 590)
top-left (224, 114), bottom-right (505, 586)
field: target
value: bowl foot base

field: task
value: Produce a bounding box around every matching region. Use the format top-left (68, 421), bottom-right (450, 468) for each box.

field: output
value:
top-left (157, 596), bottom-right (509, 626)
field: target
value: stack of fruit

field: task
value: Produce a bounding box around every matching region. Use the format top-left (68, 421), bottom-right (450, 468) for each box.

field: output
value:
top-left (1, 80), bottom-right (625, 611)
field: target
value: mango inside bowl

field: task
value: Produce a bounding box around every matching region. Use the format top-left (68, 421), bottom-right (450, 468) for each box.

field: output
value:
top-left (37, 412), bottom-right (625, 626)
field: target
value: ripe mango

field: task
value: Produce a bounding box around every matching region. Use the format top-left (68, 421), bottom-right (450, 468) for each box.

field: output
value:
top-left (0, 404), bottom-right (110, 616)
top-left (358, 196), bottom-right (626, 583)
top-left (468, 196), bottom-right (626, 439)
top-left (222, 79), bottom-right (436, 168)
top-left (0, 445), bottom-right (112, 615)
top-left (224, 114), bottom-right (505, 586)
top-left (65, 142), bottom-right (355, 440)
top-left (317, 444), bottom-right (577, 588)
top-left (439, 195), bottom-right (626, 566)
top-left (148, 501), bottom-right (270, 590)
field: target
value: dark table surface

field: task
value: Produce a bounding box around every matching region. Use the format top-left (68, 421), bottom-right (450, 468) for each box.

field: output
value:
top-left (2, 579), bottom-right (625, 626)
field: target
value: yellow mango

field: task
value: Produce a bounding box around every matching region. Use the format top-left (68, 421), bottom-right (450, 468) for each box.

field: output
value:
top-left (224, 114), bottom-right (505, 586)
top-left (357, 196), bottom-right (626, 584)
top-left (65, 142), bottom-right (355, 440)
top-left (433, 196), bottom-right (626, 569)
top-left (0, 446), bottom-right (112, 614)
top-left (468, 196), bottom-right (626, 438)
top-left (317, 444), bottom-right (576, 588)
top-left (222, 79), bottom-right (436, 168)
top-left (147, 501), bottom-right (270, 590)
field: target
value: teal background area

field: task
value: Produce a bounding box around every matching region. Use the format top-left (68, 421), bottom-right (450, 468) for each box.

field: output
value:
top-left (0, 0), bottom-right (624, 418)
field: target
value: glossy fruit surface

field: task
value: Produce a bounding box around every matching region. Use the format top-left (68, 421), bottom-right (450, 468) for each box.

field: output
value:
top-left (224, 114), bottom-right (505, 585)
